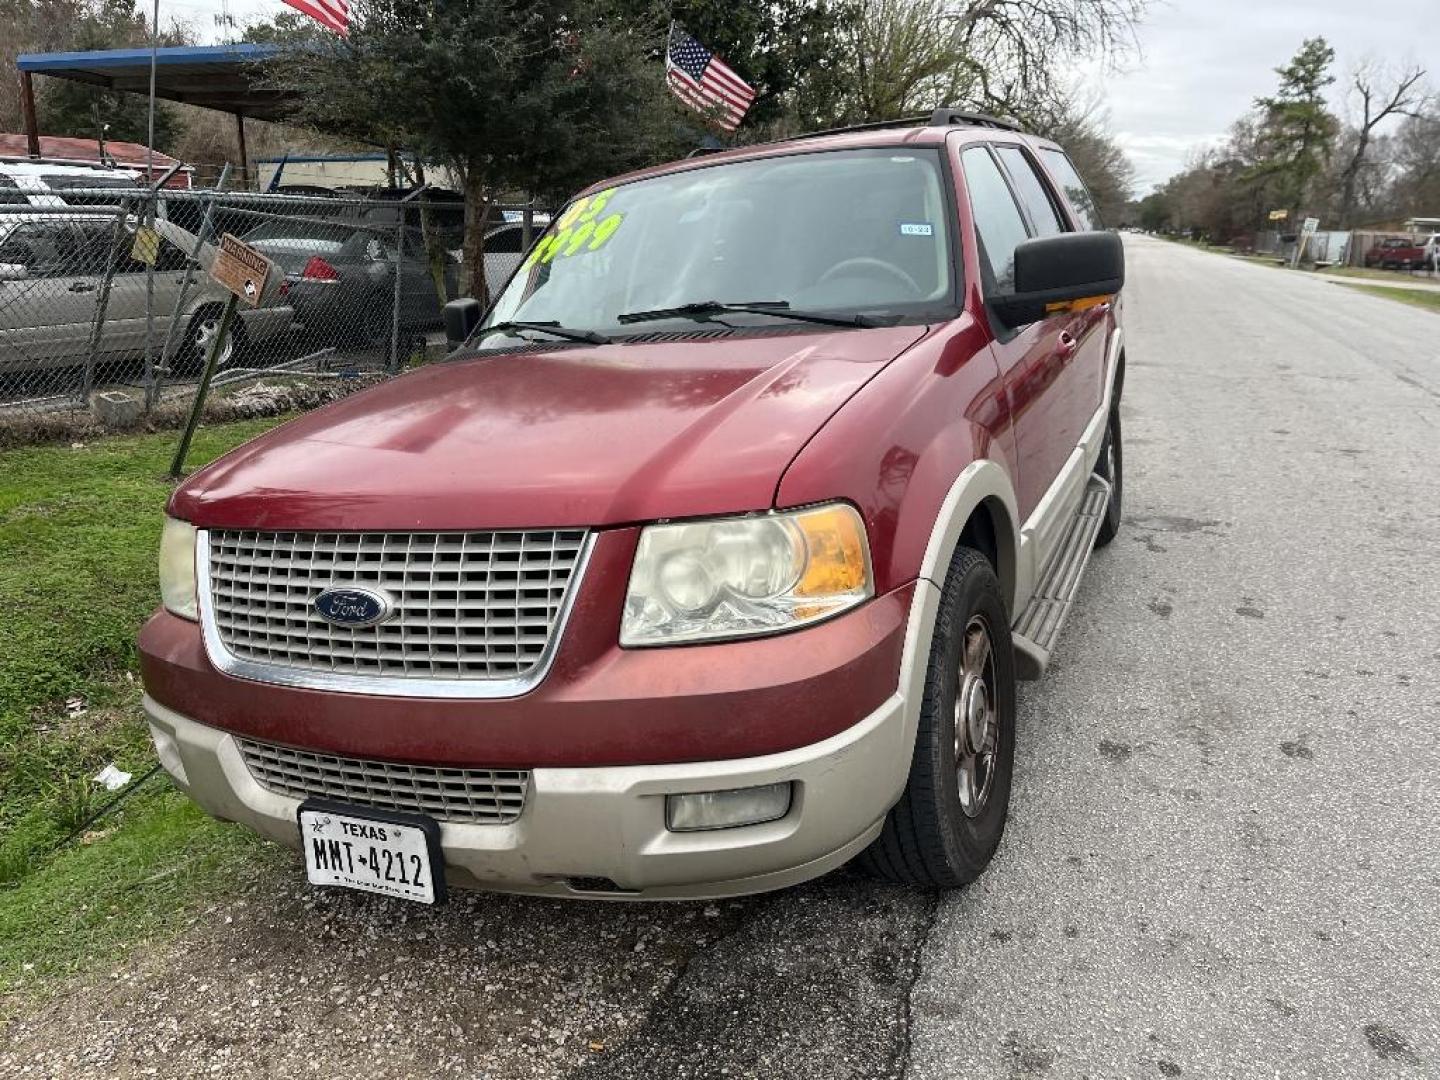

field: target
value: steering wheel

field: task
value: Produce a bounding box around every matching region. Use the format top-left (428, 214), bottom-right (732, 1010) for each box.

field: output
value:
top-left (817, 256), bottom-right (922, 298)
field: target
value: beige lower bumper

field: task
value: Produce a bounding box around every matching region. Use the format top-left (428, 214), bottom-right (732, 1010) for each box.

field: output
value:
top-left (144, 692), bottom-right (909, 900)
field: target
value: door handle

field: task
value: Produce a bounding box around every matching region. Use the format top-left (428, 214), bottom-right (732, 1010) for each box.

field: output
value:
top-left (1056, 330), bottom-right (1078, 357)
top-left (69, 282), bottom-right (96, 293)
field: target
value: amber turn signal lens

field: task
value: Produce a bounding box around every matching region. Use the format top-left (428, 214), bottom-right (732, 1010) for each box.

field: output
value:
top-left (795, 504), bottom-right (871, 597)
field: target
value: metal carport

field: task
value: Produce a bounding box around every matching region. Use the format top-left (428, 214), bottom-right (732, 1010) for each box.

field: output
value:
top-left (14, 44), bottom-right (287, 185)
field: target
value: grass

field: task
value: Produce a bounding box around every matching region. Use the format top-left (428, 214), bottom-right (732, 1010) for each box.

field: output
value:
top-left (0, 417), bottom-right (289, 1002)
top-left (0, 790), bottom-right (280, 1004)
top-left (1337, 283), bottom-right (1440, 314)
top-left (1318, 265), bottom-right (1423, 283)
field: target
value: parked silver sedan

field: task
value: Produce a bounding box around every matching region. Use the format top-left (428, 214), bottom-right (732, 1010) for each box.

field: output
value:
top-left (0, 211), bottom-right (293, 375)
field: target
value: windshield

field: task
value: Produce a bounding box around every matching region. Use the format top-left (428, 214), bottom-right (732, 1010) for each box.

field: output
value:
top-left (485, 148), bottom-right (954, 336)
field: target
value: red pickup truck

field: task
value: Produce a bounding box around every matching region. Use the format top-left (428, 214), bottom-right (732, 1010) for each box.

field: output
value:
top-left (142, 110), bottom-right (1126, 902)
top-left (1366, 235), bottom-right (1439, 270)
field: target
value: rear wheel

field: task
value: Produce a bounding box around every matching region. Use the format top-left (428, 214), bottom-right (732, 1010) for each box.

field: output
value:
top-left (1094, 405), bottom-right (1123, 547)
top-left (859, 546), bottom-right (1016, 888)
top-left (357, 294), bottom-right (392, 346)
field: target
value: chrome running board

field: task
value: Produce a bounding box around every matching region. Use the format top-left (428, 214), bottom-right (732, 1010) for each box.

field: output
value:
top-left (1012, 473), bottom-right (1111, 680)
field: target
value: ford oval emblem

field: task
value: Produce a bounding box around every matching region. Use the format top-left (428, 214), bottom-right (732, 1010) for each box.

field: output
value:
top-left (313, 586), bottom-right (393, 628)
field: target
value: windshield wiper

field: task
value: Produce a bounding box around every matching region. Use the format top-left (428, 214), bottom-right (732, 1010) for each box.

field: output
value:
top-left (476, 320), bottom-right (611, 345)
top-left (617, 300), bottom-right (877, 329)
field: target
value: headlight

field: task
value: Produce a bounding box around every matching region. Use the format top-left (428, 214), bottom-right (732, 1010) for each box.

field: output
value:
top-left (159, 516), bottom-right (198, 620)
top-left (621, 503), bottom-right (872, 646)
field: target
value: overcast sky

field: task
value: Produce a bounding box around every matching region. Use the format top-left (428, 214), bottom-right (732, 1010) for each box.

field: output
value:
top-left (1082, 0), bottom-right (1435, 194)
top-left (200, 0), bottom-right (1432, 197)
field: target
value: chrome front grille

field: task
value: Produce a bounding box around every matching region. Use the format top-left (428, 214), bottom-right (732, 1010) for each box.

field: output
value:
top-left (237, 738), bottom-right (528, 824)
top-left (205, 528), bottom-right (587, 685)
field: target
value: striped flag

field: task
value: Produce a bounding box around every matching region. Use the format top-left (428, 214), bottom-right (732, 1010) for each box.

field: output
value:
top-left (665, 23), bottom-right (756, 132)
top-left (282, 0), bottom-right (350, 36)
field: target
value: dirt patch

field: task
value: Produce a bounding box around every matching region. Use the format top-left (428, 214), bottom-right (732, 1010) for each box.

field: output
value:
top-left (0, 871), bottom-right (741, 1079)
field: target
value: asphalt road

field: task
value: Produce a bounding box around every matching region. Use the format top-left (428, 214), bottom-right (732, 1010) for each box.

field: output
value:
top-left (907, 236), bottom-right (1440, 1079)
top-left (4, 235), bottom-right (1438, 1078)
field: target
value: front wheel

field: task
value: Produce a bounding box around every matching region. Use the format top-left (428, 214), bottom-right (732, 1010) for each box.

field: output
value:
top-left (175, 307), bottom-right (238, 375)
top-left (1094, 406), bottom-right (1123, 547)
top-left (858, 546), bottom-right (1017, 888)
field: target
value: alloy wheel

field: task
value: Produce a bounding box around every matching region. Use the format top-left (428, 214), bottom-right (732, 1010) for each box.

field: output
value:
top-left (192, 316), bottom-right (234, 368)
top-left (954, 614), bottom-right (999, 818)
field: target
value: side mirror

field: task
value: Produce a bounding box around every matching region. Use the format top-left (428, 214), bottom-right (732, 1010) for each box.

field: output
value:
top-left (990, 231), bottom-right (1124, 328)
top-left (443, 297), bottom-right (483, 349)
top-left (0, 262), bottom-right (29, 281)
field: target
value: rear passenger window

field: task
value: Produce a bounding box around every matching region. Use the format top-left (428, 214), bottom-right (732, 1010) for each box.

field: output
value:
top-left (961, 147), bottom-right (1029, 294)
top-left (995, 147), bottom-right (1064, 237)
top-left (1039, 149), bottom-right (1101, 231)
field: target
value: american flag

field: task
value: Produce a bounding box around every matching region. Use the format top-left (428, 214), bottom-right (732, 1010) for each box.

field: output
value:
top-left (665, 23), bottom-right (756, 132)
top-left (282, 0), bottom-right (349, 36)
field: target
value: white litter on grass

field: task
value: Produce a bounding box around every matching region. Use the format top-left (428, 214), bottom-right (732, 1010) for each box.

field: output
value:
top-left (93, 763), bottom-right (132, 791)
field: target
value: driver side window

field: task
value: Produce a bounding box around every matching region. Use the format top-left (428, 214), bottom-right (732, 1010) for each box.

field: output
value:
top-left (0, 223), bottom-right (66, 277)
top-left (961, 147), bottom-right (1030, 295)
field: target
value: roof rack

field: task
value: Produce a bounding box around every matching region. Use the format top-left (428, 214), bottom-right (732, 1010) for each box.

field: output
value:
top-left (789, 115), bottom-right (931, 142)
top-left (788, 108), bottom-right (1025, 143)
top-left (927, 108), bottom-right (1024, 132)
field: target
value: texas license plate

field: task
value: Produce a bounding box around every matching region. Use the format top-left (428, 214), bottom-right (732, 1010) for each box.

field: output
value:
top-left (298, 800), bottom-right (446, 905)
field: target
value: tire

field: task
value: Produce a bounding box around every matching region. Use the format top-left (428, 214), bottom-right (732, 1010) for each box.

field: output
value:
top-left (176, 306), bottom-right (239, 376)
top-left (357, 295), bottom-right (392, 346)
top-left (1094, 405), bottom-right (1123, 548)
top-left (858, 546), bottom-right (1017, 888)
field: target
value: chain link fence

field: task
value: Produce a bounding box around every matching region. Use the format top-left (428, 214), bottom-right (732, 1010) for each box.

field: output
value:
top-left (0, 185), bottom-right (544, 444)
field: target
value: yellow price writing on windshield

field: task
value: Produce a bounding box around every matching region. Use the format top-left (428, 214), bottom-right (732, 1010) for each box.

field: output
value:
top-left (523, 207), bottom-right (625, 268)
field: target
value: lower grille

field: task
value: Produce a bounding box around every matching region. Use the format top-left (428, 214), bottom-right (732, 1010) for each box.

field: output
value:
top-left (237, 738), bottom-right (527, 825)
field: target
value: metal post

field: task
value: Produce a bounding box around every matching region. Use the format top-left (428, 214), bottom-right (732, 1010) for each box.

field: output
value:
top-left (391, 186), bottom-right (429, 373)
top-left (19, 72), bottom-right (41, 159)
top-left (522, 197), bottom-right (533, 249)
top-left (170, 293), bottom-right (238, 479)
top-left (390, 218), bottom-right (404, 372)
top-left (235, 114), bottom-right (248, 190)
top-left (82, 206), bottom-right (131, 402)
top-left (151, 163), bottom-right (231, 411)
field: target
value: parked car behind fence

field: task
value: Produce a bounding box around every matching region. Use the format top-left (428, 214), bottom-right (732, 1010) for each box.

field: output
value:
top-left (0, 188), bottom-right (548, 426)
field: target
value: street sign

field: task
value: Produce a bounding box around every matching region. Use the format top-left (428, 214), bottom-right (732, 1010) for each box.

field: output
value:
top-left (1268, 209), bottom-right (1289, 221)
top-left (1301, 216), bottom-right (1320, 235)
top-left (211, 233), bottom-right (275, 308)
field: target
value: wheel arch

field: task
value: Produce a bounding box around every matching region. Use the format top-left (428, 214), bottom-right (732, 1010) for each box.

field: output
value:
top-left (915, 458), bottom-right (1023, 619)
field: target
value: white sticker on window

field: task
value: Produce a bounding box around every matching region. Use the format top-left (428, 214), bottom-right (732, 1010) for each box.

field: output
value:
top-left (899, 222), bottom-right (933, 237)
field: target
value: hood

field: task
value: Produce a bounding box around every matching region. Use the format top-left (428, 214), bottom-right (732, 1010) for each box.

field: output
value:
top-left (171, 326), bottom-right (929, 531)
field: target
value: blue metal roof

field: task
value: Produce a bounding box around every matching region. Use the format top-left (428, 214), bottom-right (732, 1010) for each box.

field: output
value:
top-left (15, 44), bottom-right (291, 120)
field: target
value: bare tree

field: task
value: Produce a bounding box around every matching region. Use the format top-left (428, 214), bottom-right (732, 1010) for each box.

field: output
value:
top-left (846, 0), bottom-right (1146, 122)
top-left (1337, 61), bottom-right (1428, 226)
top-left (951, 0), bottom-right (1146, 116)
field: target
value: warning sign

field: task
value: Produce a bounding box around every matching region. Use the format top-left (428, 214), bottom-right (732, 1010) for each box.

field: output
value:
top-left (211, 233), bottom-right (275, 308)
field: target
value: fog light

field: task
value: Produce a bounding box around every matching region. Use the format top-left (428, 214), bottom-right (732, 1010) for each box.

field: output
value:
top-left (665, 782), bottom-right (792, 832)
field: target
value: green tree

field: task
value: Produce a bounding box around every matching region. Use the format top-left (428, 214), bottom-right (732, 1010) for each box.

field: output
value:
top-left (1248, 37), bottom-right (1338, 219)
top-left (37, 0), bottom-right (188, 151)
top-left (671, 0), bottom-right (859, 133)
top-left (265, 0), bottom-right (687, 301)
top-left (239, 10), bottom-right (330, 44)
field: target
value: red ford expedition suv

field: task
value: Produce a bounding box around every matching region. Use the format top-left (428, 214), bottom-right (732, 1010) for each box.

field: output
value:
top-left (141, 110), bottom-right (1126, 902)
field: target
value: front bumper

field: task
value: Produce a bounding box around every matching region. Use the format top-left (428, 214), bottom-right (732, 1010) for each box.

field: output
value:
top-left (145, 691), bottom-right (906, 900)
